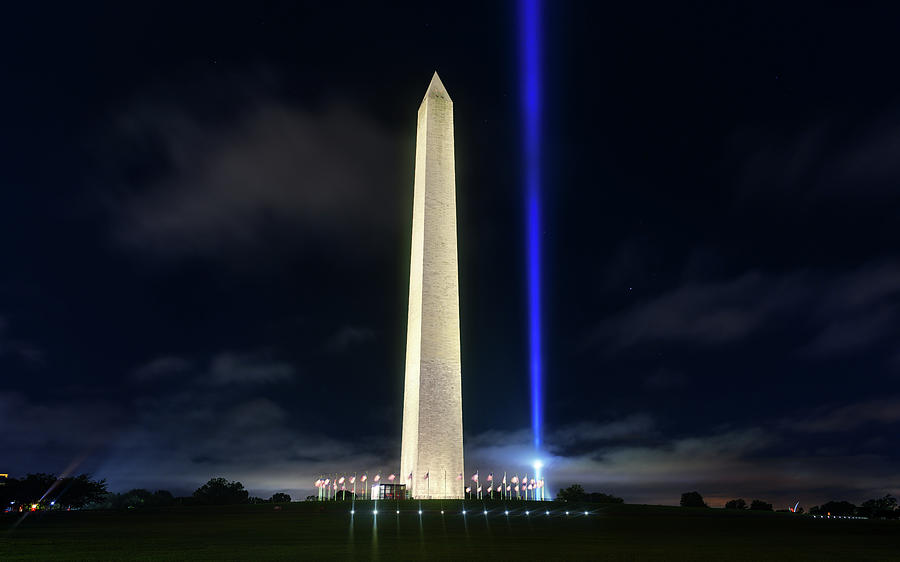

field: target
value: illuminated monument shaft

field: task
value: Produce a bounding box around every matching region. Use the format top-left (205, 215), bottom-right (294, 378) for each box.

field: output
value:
top-left (400, 73), bottom-right (464, 499)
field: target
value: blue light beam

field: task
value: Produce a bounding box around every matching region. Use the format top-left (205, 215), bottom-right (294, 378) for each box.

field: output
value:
top-left (520, 0), bottom-right (543, 454)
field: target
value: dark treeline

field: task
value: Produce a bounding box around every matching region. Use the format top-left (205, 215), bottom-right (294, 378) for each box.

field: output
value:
top-left (1, 475), bottom-right (292, 511)
top-left (1, 473), bottom-right (107, 510)
top-left (681, 491), bottom-right (898, 519)
top-left (556, 484), bottom-right (624, 504)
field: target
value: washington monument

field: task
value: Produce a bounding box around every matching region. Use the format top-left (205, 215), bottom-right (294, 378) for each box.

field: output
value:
top-left (400, 72), bottom-right (465, 499)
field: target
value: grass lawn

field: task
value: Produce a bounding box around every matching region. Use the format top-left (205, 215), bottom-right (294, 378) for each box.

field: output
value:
top-left (2, 500), bottom-right (898, 560)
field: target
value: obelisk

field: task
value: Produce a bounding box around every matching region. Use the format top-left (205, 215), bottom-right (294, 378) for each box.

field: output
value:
top-left (400, 72), bottom-right (464, 499)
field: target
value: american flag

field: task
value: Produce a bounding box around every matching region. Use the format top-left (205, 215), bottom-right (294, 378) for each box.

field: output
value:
top-left (477, 486), bottom-right (482, 493)
top-left (506, 485), bottom-right (511, 492)
top-left (530, 479), bottom-right (536, 486)
top-left (511, 476), bottom-right (519, 484)
top-left (407, 472), bottom-right (413, 480)
top-left (350, 476), bottom-right (355, 484)
top-left (388, 474), bottom-right (396, 482)
top-left (374, 474), bottom-right (381, 482)
top-left (487, 473), bottom-right (493, 482)
top-left (338, 476), bottom-right (345, 484)
top-left (314, 479), bottom-right (322, 487)
top-left (472, 472), bottom-right (479, 482)
top-left (324, 479), bottom-right (330, 485)
top-left (457, 473), bottom-right (463, 480)
top-left (465, 487), bottom-right (471, 493)
top-left (361, 474), bottom-right (367, 482)
top-left (423, 472), bottom-right (429, 480)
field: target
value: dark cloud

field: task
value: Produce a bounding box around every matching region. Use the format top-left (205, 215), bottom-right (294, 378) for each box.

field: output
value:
top-left (325, 325), bottom-right (376, 353)
top-left (107, 98), bottom-right (402, 260)
top-left (643, 368), bottom-right (688, 391)
top-left (133, 351), bottom-right (295, 386)
top-left (0, 315), bottom-right (43, 366)
top-left (784, 395), bottom-right (900, 433)
top-left (206, 352), bottom-right (294, 385)
top-left (591, 261), bottom-right (900, 359)
top-left (592, 271), bottom-right (803, 348)
top-left (131, 356), bottom-right (193, 382)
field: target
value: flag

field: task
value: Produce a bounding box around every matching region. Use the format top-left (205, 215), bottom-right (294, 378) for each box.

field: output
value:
top-left (457, 473), bottom-right (463, 480)
top-left (530, 479), bottom-right (535, 486)
top-left (361, 474), bottom-right (367, 482)
top-left (407, 472), bottom-right (413, 480)
top-left (511, 476), bottom-right (518, 484)
top-left (388, 474), bottom-right (396, 482)
top-left (487, 473), bottom-right (493, 482)
top-left (515, 485), bottom-right (519, 492)
top-left (314, 479), bottom-right (322, 487)
top-left (472, 472), bottom-right (479, 482)
top-left (506, 485), bottom-right (511, 492)
top-left (350, 476), bottom-right (355, 484)
top-left (324, 479), bottom-right (330, 485)
top-left (477, 486), bottom-right (482, 493)
top-left (466, 487), bottom-right (471, 493)
top-left (424, 472), bottom-right (429, 480)
top-left (502, 474), bottom-right (507, 484)
top-left (374, 474), bottom-right (381, 482)
top-left (333, 483), bottom-right (337, 490)
top-left (338, 476), bottom-right (345, 484)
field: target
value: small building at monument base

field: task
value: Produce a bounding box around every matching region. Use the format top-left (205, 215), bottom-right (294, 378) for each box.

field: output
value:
top-left (371, 483), bottom-right (407, 500)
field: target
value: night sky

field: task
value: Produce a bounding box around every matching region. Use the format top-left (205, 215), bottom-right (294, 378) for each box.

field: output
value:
top-left (2, 2), bottom-right (899, 507)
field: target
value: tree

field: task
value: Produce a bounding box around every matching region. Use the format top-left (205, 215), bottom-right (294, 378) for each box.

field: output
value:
top-left (725, 498), bottom-right (747, 510)
top-left (270, 492), bottom-right (291, 503)
top-left (0, 473), bottom-right (107, 509)
top-left (557, 484), bottom-right (587, 502)
top-left (587, 492), bottom-right (624, 504)
top-left (680, 491), bottom-right (707, 508)
top-left (861, 495), bottom-right (898, 518)
top-left (749, 499), bottom-right (773, 511)
top-left (819, 500), bottom-right (856, 516)
top-left (193, 478), bottom-right (249, 505)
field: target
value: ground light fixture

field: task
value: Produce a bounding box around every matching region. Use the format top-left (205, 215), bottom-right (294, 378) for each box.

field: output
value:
top-left (565, 511), bottom-right (569, 515)
top-left (484, 510), bottom-right (488, 515)
top-left (396, 510), bottom-right (400, 514)
top-left (584, 511), bottom-right (589, 516)
top-left (526, 511), bottom-right (530, 515)
top-left (545, 511), bottom-right (550, 515)
top-left (418, 510), bottom-right (422, 514)
top-left (462, 510), bottom-right (466, 514)
top-left (373, 510), bottom-right (378, 515)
